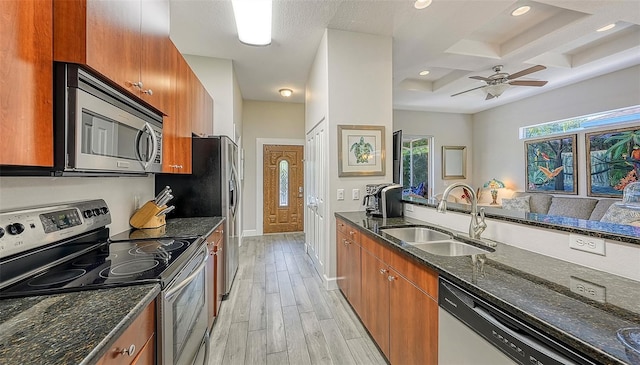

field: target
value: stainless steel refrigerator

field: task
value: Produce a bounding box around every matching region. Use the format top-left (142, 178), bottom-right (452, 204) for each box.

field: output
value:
top-left (155, 135), bottom-right (239, 298)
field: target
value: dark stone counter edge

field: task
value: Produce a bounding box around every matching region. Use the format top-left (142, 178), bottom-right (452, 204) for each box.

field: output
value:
top-left (335, 212), bottom-right (628, 365)
top-left (403, 197), bottom-right (640, 245)
top-left (81, 284), bottom-right (160, 365)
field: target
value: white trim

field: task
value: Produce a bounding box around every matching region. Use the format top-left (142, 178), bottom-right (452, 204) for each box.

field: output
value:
top-left (256, 138), bottom-right (305, 235)
top-left (243, 229), bottom-right (258, 237)
top-left (323, 275), bottom-right (339, 290)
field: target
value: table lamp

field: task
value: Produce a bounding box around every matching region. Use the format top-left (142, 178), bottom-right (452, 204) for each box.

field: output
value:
top-left (484, 178), bottom-right (505, 205)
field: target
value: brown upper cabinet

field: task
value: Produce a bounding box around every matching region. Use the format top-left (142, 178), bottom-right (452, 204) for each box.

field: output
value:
top-left (0, 0), bottom-right (54, 167)
top-left (191, 69), bottom-right (214, 137)
top-left (53, 0), bottom-right (171, 114)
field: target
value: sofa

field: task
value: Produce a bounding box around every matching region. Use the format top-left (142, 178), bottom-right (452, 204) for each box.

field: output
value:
top-left (508, 192), bottom-right (618, 221)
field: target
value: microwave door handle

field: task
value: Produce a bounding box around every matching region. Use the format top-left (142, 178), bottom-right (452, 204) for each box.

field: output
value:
top-left (140, 122), bottom-right (158, 169)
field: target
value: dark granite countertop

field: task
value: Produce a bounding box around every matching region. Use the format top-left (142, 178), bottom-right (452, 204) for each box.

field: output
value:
top-left (403, 196), bottom-right (640, 245)
top-left (110, 216), bottom-right (225, 241)
top-left (336, 211), bottom-right (640, 365)
top-left (0, 284), bottom-right (159, 365)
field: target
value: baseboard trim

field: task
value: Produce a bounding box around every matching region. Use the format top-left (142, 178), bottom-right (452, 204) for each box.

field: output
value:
top-left (243, 229), bottom-right (258, 237)
top-left (323, 275), bottom-right (339, 291)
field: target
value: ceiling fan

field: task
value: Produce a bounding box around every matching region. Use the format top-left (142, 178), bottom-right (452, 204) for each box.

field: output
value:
top-left (451, 65), bottom-right (548, 100)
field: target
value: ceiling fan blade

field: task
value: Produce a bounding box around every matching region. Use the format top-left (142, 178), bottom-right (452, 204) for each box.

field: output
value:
top-left (485, 93), bottom-right (495, 100)
top-left (470, 76), bottom-right (491, 81)
top-left (507, 65), bottom-right (546, 80)
top-left (509, 80), bottom-right (548, 87)
top-left (450, 85), bottom-right (486, 97)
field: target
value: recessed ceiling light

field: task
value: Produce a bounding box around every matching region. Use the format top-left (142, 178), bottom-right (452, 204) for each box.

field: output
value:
top-left (596, 23), bottom-right (616, 32)
top-left (414, 0), bottom-right (432, 10)
top-left (511, 6), bottom-right (531, 16)
top-left (279, 89), bottom-right (293, 97)
top-left (231, 0), bottom-right (272, 46)
top-left (419, 70), bottom-right (430, 76)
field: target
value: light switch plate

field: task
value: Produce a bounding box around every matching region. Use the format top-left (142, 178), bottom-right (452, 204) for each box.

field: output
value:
top-left (569, 234), bottom-right (606, 256)
top-left (352, 189), bottom-right (360, 200)
top-left (337, 189), bottom-right (344, 201)
top-left (570, 276), bottom-right (606, 303)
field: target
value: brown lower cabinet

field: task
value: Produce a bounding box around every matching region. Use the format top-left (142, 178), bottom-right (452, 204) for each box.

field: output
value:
top-left (336, 218), bottom-right (438, 365)
top-left (336, 221), bottom-right (362, 315)
top-left (96, 299), bottom-right (156, 365)
top-left (206, 225), bottom-right (225, 330)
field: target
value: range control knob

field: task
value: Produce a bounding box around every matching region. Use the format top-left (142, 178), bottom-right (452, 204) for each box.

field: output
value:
top-left (83, 210), bottom-right (94, 218)
top-left (7, 223), bottom-right (25, 235)
top-left (0, 227), bottom-right (4, 239)
top-left (93, 208), bottom-right (101, 216)
top-left (100, 207), bottom-right (109, 215)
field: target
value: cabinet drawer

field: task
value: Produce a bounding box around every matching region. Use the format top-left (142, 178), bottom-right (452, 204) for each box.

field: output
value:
top-left (360, 232), bottom-right (391, 260)
top-left (96, 300), bottom-right (156, 365)
top-left (386, 249), bottom-right (438, 300)
top-left (337, 219), bottom-right (348, 235)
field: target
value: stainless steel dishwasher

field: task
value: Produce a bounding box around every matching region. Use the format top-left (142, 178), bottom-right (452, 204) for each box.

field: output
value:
top-left (438, 277), bottom-right (597, 365)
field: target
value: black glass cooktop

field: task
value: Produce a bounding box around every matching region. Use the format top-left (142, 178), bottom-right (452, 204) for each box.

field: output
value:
top-left (0, 238), bottom-right (199, 299)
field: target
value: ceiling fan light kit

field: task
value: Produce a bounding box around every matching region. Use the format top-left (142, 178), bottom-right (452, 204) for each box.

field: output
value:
top-left (451, 64), bottom-right (549, 100)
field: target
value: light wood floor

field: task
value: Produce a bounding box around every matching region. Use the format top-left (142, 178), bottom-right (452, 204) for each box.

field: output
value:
top-left (206, 233), bottom-right (387, 365)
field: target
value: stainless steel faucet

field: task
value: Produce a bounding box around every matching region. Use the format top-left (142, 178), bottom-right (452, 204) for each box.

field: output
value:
top-left (437, 182), bottom-right (488, 241)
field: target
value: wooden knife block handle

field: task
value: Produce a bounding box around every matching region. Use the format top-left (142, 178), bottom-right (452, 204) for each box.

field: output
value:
top-left (130, 201), bottom-right (167, 229)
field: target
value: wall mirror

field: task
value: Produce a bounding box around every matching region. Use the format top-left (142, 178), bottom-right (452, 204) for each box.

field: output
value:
top-left (442, 146), bottom-right (466, 179)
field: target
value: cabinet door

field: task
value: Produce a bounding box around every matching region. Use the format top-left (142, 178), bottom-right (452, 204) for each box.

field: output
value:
top-left (206, 232), bottom-right (216, 329)
top-left (139, 0), bottom-right (170, 113)
top-left (161, 46), bottom-right (192, 174)
top-left (360, 249), bottom-right (389, 357)
top-left (0, 0), bottom-right (53, 167)
top-left (346, 239), bottom-right (362, 313)
top-left (389, 268), bottom-right (438, 365)
top-left (336, 230), bottom-right (349, 295)
top-left (84, 0), bottom-right (141, 96)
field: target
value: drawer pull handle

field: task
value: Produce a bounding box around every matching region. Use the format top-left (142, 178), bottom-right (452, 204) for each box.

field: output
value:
top-left (379, 268), bottom-right (387, 275)
top-left (120, 344), bottom-right (136, 357)
top-left (388, 275), bottom-right (396, 282)
top-left (142, 88), bottom-right (153, 95)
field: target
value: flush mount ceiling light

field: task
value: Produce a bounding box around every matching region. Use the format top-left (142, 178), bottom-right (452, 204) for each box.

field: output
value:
top-left (414, 0), bottom-right (432, 10)
top-left (511, 5), bottom-right (531, 16)
top-left (419, 70), bottom-right (430, 76)
top-left (279, 89), bottom-right (293, 97)
top-left (231, 0), bottom-right (272, 46)
top-left (597, 23), bottom-right (616, 32)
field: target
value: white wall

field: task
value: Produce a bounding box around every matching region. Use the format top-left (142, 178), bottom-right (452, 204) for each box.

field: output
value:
top-left (305, 31), bottom-right (329, 132)
top-left (0, 176), bottom-right (155, 234)
top-left (472, 65), bottom-right (640, 193)
top-left (241, 101), bottom-right (306, 235)
top-left (393, 110), bottom-right (474, 196)
top-left (184, 55), bottom-right (243, 140)
top-left (318, 29), bottom-right (393, 286)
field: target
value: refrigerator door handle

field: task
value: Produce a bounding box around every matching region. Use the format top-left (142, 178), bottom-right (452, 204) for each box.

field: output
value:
top-left (230, 164), bottom-right (240, 219)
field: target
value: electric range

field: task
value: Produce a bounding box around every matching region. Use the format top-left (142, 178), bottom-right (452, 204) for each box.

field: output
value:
top-left (0, 199), bottom-right (202, 299)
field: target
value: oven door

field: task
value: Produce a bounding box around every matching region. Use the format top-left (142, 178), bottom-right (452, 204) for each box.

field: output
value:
top-left (160, 245), bottom-right (209, 365)
top-left (73, 88), bottom-right (162, 174)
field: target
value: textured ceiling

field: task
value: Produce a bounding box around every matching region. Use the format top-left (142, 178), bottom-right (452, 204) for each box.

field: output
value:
top-left (169, 0), bottom-right (640, 113)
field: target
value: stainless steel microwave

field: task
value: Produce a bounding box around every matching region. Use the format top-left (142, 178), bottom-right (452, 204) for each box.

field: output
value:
top-left (53, 63), bottom-right (163, 175)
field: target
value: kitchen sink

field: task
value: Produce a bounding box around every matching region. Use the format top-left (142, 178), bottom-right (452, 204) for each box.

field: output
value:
top-left (409, 240), bottom-right (491, 256)
top-left (379, 226), bottom-right (452, 243)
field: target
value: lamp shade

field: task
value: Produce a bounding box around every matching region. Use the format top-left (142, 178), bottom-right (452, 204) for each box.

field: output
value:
top-left (485, 83), bottom-right (509, 97)
top-left (484, 178), bottom-right (505, 190)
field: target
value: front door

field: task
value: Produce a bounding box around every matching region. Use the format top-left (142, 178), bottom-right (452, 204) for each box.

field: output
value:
top-left (263, 145), bottom-right (304, 233)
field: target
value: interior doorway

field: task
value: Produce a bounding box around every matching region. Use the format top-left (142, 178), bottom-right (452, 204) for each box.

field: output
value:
top-left (263, 144), bottom-right (304, 233)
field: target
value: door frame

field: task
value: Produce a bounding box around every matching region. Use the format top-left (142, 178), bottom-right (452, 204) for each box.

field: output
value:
top-left (256, 138), bottom-right (305, 235)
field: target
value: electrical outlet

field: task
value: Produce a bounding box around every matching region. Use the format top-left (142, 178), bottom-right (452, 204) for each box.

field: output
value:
top-left (570, 276), bottom-right (606, 303)
top-left (134, 195), bottom-right (141, 209)
top-left (352, 189), bottom-right (360, 200)
top-left (569, 234), bottom-right (606, 256)
top-left (337, 189), bottom-right (344, 201)
top-left (405, 204), bottom-right (414, 212)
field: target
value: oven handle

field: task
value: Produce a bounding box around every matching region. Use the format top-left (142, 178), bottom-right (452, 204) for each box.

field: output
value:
top-left (165, 251), bottom-right (208, 300)
top-left (141, 122), bottom-right (158, 170)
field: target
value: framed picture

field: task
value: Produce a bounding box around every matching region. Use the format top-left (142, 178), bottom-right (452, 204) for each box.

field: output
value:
top-left (338, 125), bottom-right (385, 177)
top-left (442, 146), bottom-right (466, 179)
top-left (586, 126), bottom-right (640, 197)
top-left (524, 134), bottom-right (577, 194)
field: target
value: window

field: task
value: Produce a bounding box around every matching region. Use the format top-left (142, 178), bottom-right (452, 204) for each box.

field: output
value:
top-left (401, 136), bottom-right (434, 198)
top-left (279, 160), bottom-right (289, 206)
top-left (520, 105), bottom-right (640, 139)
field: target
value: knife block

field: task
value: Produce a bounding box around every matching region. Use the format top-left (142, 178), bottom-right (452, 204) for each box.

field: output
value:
top-left (130, 200), bottom-right (167, 229)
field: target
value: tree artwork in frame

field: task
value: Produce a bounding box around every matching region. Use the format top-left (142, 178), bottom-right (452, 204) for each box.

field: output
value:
top-left (338, 125), bottom-right (385, 177)
top-left (525, 134), bottom-right (577, 194)
top-left (586, 126), bottom-right (640, 197)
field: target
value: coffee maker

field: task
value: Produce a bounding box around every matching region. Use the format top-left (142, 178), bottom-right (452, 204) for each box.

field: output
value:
top-left (363, 183), bottom-right (404, 218)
